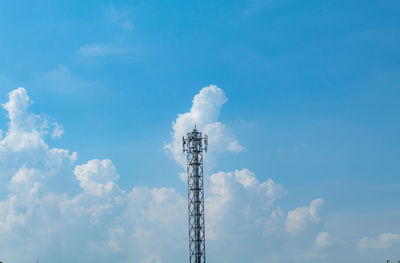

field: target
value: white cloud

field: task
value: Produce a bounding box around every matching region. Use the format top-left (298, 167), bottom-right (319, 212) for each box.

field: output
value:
top-left (74, 159), bottom-right (120, 196)
top-left (0, 88), bottom-right (186, 262)
top-left (296, 232), bottom-right (344, 262)
top-left (50, 121), bottom-right (64, 139)
top-left (235, 168), bottom-right (258, 189)
top-left (0, 87), bottom-right (336, 262)
top-left (164, 85), bottom-right (244, 167)
top-left (235, 169), bottom-right (286, 207)
top-left (0, 88), bottom-right (76, 240)
top-left (206, 171), bottom-right (234, 240)
top-left (257, 206), bottom-right (285, 234)
top-left (315, 232), bottom-right (343, 248)
top-left (206, 169), bottom-right (286, 240)
top-left (286, 198), bottom-right (325, 234)
top-left (0, 87), bottom-right (76, 178)
top-left (358, 233), bottom-right (400, 250)
top-left (108, 227), bottom-right (126, 252)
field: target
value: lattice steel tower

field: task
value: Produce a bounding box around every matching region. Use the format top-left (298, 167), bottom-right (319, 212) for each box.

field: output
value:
top-left (183, 126), bottom-right (208, 263)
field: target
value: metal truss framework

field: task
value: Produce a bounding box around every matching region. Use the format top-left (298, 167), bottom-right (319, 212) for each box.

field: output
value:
top-left (183, 127), bottom-right (208, 263)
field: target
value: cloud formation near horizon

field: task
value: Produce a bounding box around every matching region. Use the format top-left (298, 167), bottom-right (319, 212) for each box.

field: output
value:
top-left (0, 87), bottom-right (187, 262)
top-left (1, 86), bottom-right (387, 263)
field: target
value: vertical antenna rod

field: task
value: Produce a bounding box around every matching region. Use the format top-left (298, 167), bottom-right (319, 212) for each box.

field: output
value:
top-left (183, 126), bottom-right (208, 263)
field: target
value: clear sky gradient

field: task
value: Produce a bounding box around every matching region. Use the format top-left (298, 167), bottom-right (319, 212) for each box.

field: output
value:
top-left (0, 1), bottom-right (399, 262)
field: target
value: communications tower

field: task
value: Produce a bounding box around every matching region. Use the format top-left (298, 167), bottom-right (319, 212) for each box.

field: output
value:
top-left (183, 126), bottom-right (208, 263)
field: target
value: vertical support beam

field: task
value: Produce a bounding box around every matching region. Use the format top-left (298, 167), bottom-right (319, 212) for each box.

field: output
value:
top-left (183, 127), bottom-right (207, 263)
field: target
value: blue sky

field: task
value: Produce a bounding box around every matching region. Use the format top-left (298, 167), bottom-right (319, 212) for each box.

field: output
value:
top-left (0, 1), bottom-right (399, 262)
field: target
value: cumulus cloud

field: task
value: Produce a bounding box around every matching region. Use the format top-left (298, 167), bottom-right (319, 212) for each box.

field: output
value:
top-left (74, 159), bottom-right (120, 195)
top-left (206, 169), bottom-right (286, 240)
top-left (257, 206), bottom-right (285, 235)
top-left (315, 232), bottom-right (343, 248)
top-left (1, 87), bottom-right (61, 149)
top-left (0, 87), bottom-right (332, 263)
top-left (164, 85), bottom-right (244, 167)
top-left (0, 87), bottom-right (76, 180)
top-left (358, 233), bottom-right (400, 250)
top-left (0, 87), bottom-right (186, 263)
top-left (293, 232), bottom-right (344, 261)
top-left (286, 198), bottom-right (325, 234)
top-left (234, 169), bottom-right (286, 207)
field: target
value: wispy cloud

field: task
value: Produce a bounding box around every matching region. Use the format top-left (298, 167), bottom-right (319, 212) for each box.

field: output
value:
top-left (77, 5), bottom-right (134, 59)
top-left (106, 4), bottom-right (134, 31)
top-left (278, 143), bottom-right (308, 153)
top-left (39, 64), bottom-right (98, 93)
top-left (79, 44), bottom-right (133, 57)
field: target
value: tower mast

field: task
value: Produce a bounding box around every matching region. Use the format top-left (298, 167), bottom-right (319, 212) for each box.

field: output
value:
top-left (183, 126), bottom-right (207, 263)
